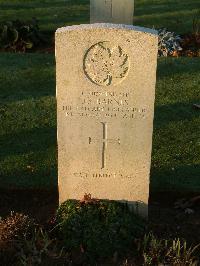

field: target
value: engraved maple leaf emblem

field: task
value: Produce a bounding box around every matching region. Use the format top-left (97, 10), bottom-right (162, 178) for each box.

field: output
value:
top-left (84, 42), bottom-right (129, 86)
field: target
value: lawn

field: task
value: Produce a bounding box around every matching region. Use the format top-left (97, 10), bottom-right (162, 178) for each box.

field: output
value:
top-left (0, 0), bottom-right (199, 33)
top-left (0, 53), bottom-right (199, 192)
top-left (0, 2), bottom-right (200, 265)
top-left (0, 0), bottom-right (199, 192)
top-left (0, 53), bottom-right (56, 188)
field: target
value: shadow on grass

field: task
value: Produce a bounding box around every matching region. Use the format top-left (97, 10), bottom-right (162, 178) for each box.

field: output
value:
top-left (134, 0), bottom-right (199, 33)
top-left (0, 126), bottom-right (56, 158)
top-left (150, 164), bottom-right (200, 193)
top-left (157, 57), bottom-right (200, 78)
top-left (135, 0), bottom-right (198, 16)
top-left (42, 12), bottom-right (89, 26)
top-left (0, 186), bottom-right (59, 222)
top-left (0, 0), bottom-right (89, 11)
top-left (0, 163), bottom-right (57, 188)
top-left (0, 0), bottom-right (90, 30)
top-left (0, 126), bottom-right (57, 189)
top-left (0, 53), bottom-right (55, 103)
top-left (154, 102), bottom-right (200, 127)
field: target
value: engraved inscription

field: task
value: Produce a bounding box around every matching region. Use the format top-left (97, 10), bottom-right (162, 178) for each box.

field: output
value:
top-left (84, 41), bottom-right (129, 86)
top-left (62, 90), bottom-right (148, 120)
top-left (89, 122), bottom-right (120, 169)
top-left (73, 167), bottom-right (148, 180)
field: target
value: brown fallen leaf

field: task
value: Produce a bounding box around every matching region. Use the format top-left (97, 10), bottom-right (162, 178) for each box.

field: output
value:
top-left (171, 50), bottom-right (179, 57)
top-left (80, 193), bottom-right (99, 204)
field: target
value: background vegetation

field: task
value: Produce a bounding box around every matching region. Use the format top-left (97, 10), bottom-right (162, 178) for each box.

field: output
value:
top-left (0, 0), bottom-right (199, 192)
top-left (0, 0), bottom-right (199, 33)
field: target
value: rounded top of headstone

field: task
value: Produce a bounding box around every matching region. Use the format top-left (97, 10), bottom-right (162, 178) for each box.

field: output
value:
top-left (56, 23), bottom-right (158, 37)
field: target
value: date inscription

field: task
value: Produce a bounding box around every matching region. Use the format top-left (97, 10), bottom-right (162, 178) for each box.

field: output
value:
top-left (62, 91), bottom-right (148, 120)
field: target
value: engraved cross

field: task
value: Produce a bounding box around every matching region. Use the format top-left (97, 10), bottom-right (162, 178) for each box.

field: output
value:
top-left (89, 122), bottom-right (120, 169)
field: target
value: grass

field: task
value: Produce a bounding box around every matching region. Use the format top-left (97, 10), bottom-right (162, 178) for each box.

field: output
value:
top-left (0, 0), bottom-right (199, 191)
top-left (152, 57), bottom-right (200, 192)
top-left (135, 0), bottom-right (200, 34)
top-left (0, 54), bottom-right (199, 191)
top-left (0, 0), bottom-right (199, 33)
top-left (0, 53), bottom-right (56, 188)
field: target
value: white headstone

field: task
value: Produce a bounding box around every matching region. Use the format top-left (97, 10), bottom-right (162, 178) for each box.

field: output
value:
top-left (90, 0), bottom-right (134, 24)
top-left (56, 24), bottom-right (158, 217)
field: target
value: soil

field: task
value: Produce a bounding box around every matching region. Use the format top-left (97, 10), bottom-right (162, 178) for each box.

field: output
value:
top-left (149, 192), bottom-right (200, 245)
top-left (0, 188), bottom-right (200, 245)
top-left (179, 33), bottom-right (200, 57)
top-left (0, 188), bottom-right (58, 223)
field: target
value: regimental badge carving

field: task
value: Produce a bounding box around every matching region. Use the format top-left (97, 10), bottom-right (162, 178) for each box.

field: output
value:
top-left (83, 41), bottom-right (129, 86)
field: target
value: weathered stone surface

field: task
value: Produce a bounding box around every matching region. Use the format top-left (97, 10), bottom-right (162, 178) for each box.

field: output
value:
top-left (90, 0), bottom-right (134, 24)
top-left (56, 24), bottom-right (158, 217)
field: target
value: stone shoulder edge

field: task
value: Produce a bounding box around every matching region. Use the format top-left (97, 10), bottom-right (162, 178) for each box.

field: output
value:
top-left (56, 23), bottom-right (158, 37)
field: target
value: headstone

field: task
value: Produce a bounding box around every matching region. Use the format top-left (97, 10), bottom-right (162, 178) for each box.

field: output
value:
top-left (56, 24), bottom-right (158, 217)
top-left (90, 0), bottom-right (134, 25)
